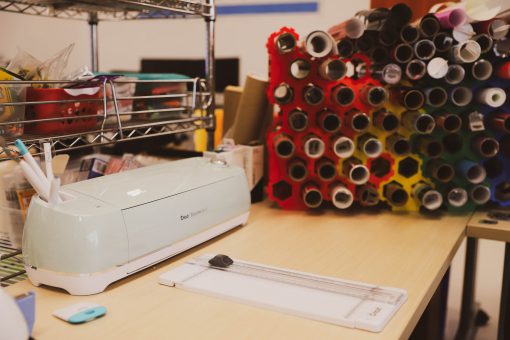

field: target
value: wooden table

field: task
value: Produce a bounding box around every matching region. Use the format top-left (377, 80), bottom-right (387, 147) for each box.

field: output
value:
top-left (6, 201), bottom-right (470, 340)
top-left (455, 209), bottom-right (510, 340)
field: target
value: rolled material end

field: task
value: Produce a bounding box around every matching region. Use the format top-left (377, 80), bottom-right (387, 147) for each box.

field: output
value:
top-left (435, 112), bottom-right (461, 133)
top-left (451, 40), bottom-right (481, 63)
top-left (290, 59), bottom-right (311, 80)
top-left (445, 64), bottom-right (465, 85)
top-left (302, 184), bottom-right (323, 208)
top-left (346, 110), bottom-right (370, 132)
top-left (471, 59), bottom-right (493, 81)
top-left (413, 183), bottom-right (443, 211)
top-left (447, 188), bottom-right (468, 207)
top-left (384, 182), bottom-right (409, 207)
top-left (490, 113), bottom-right (510, 133)
top-left (332, 85), bottom-right (355, 106)
top-left (343, 158), bottom-right (370, 185)
top-left (288, 159), bottom-right (308, 182)
top-left (427, 57), bottom-right (448, 79)
top-left (305, 31), bottom-right (335, 58)
top-left (417, 137), bottom-right (444, 159)
top-left (400, 24), bottom-right (419, 44)
top-left (374, 109), bottom-right (399, 132)
top-left (386, 134), bottom-right (410, 156)
top-left (274, 83), bottom-right (294, 104)
top-left (403, 89), bottom-right (425, 110)
top-left (319, 59), bottom-right (347, 81)
top-left (472, 135), bottom-right (500, 158)
top-left (330, 184), bottom-right (354, 209)
top-left (428, 160), bottom-right (455, 183)
top-left (477, 88), bottom-right (506, 108)
top-left (275, 32), bottom-right (296, 54)
top-left (458, 160), bottom-right (487, 184)
top-left (316, 159), bottom-right (337, 182)
top-left (403, 111), bottom-right (435, 134)
top-left (363, 86), bottom-right (388, 107)
top-left (488, 19), bottom-right (510, 40)
top-left (436, 8), bottom-right (467, 29)
top-left (358, 134), bottom-right (383, 158)
top-left (470, 185), bottom-right (491, 205)
top-left (318, 110), bottom-right (341, 133)
top-left (419, 14), bottom-right (441, 37)
top-left (405, 60), bottom-right (427, 80)
top-left (303, 135), bottom-right (326, 159)
top-left (450, 86), bottom-right (473, 107)
top-left (337, 39), bottom-right (356, 58)
top-left (425, 87), bottom-right (448, 107)
top-left (393, 43), bottom-right (414, 64)
top-left (433, 32), bottom-right (454, 52)
top-left (357, 185), bottom-right (380, 207)
top-left (332, 136), bottom-right (355, 158)
top-left (274, 134), bottom-right (295, 159)
top-left (415, 39), bottom-right (436, 60)
top-left (288, 109), bottom-right (308, 132)
top-left (303, 84), bottom-right (325, 105)
top-left (473, 34), bottom-right (494, 54)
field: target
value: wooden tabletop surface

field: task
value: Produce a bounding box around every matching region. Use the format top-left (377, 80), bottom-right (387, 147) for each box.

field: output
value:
top-left (6, 201), bottom-right (470, 340)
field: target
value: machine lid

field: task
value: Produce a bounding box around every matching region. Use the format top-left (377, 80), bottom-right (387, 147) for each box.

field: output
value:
top-left (65, 157), bottom-right (240, 209)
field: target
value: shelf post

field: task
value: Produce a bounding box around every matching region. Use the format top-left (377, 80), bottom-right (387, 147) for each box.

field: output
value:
top-left (205, 0), bottom-right (216, 151)
top-left (88, 12), bottom-right (99, 72)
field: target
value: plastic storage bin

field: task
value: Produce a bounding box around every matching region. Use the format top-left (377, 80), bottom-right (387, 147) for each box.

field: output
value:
top-left (24, 86), bottom-right (101, 135)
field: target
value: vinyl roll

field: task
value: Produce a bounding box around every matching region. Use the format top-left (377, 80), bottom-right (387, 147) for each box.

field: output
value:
top-left (370, 64), bottom-right (402, 85)
top-left (451, 40), bottom-right (481, 63)
top-left (319, 59), bottom-right (347, 81)
top-left (418, 14), bottom-right (441, 37)
top-left (289, 59), bottom-right (311, 80)
top-left (477, 88), bottom-right (506, 108)
top-left (360, 85), bottom-right (387, 107)
top-left (231, 75), bottom-right (271, 144)
top-left (302, 183), bottom-right (323, 208)
top-left (383, 182), bottom-right (409, 207)
top-left (328, 17), bottom-right (365, 40)
top-left (450, 86), bottom-right (473, 107)
top-left (273, 82), bottom-right (293, 105)
top-left (386, 134), bottom-right (410, 156)
top-left (316, 158), bottom-right (337, 182)
top-left (274, 134), bottom-right (295, 159)
top-left (425, 87), bottom-right (448, 107)
top-left (274, 32), bottom-right (296, 54)
top-left (489, 113), bottom-right (510, 133)
top-left (470, 185), bottom-right (491, 205)
top-left (426, 57), bottom-right (448, 79)
top-left (343, 157), bottom-right (370, 185)
top-left (435, 8), bottom-right (467, 29)
top-left (288, 159), bottom-right (308, 182)
top-left (445, 64), bottom-right (465, 85)
top-left (332, 85), bottom-right (356, 106)
top-left (392, 43), bottom-right (414, 64)
top-left (428, 160), bottom-right (455, 183)
top-left (457, 160), bottom-right (486, 184)
top-left (332, 136), bottom-right (355, 158)
top-left (303, 84), bottom-right (325, 106)
top-left (400, 24), bottom-right (419, 44)
top-left (472, 34), bottom-right (493, 54)
top-left (357, 134), bottom-right (383, 158)
top-left (373, 109), bottom-right (399, 132)
top-left (402, 111), bottom-right (435, 134)
top-left (337, 39), bottom-right (356, 58)
top-left (330, 183), bottom-right (354, 209)
top-left (414, 39), bottom-right (436, 60)
top-left (287, 109), bottom-right (308, 132)
top-left (303, 135), bottom-right (326, 159)
top-left (304, 31), bottom-right (336, 58)
top-left (345, 110), bottom-right (370, 132)
top-left (317, 110), bottom-right (341, 133)
top-left (435, 112), bottom-right (461, 133)
top-left (447, 187), bottom-right (468, 208)
top-left (416, 137), bottom-right (444, 159)
top-left (356, 185), bottom-right (380, 207)
top-left (470, 59), bottom-right (493, 81)
top-left (433, 33), bottom-right (454, 53)
top-left (412, 182), bottom-right (443, 211)
top-left (472, 135), bottom-right (500, 158)
top-left (405, 59), bottom-right (427, 80)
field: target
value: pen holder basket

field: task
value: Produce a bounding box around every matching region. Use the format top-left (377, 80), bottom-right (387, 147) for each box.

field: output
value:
top-left (0, 206), bottom-right (24, 249)
top-left (24, 87), bottom-right (102, 135)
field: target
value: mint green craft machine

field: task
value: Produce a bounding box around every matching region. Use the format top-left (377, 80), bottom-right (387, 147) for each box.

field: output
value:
top-left (22, 157), bottom-right (250, 295)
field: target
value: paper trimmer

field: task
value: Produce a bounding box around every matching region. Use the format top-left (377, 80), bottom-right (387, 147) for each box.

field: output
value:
top-left (159, 254), bottom-right (407, 332)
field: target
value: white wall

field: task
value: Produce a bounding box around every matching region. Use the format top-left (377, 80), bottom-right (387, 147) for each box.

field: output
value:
top-left (0, 0), bottom-right (369, 85)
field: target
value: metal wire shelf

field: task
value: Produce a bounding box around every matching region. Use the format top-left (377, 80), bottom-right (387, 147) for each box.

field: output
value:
top-left (0, 0), bottom-right (213, 20)
top-left (0, 233), bottom-right (26, 287)
top-left (0, 76), bottom-right (212, 158)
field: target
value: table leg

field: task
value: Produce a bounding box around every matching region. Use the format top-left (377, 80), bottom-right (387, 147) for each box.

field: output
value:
top-left (455, 237), bottom-right (478, 340)
top-left (498, 242), bottom-right (510, 340)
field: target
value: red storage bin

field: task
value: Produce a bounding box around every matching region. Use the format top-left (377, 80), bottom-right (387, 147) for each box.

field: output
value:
top-left (25, 87), bottom-right (102, 135)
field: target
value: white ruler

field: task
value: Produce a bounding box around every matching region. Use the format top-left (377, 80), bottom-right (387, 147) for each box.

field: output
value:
top-left (159, 254), bottom-right (407, 332)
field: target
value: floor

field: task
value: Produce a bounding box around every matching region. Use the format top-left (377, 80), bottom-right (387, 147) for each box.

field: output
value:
top-left (445, 238), bottom-right (505, 340)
